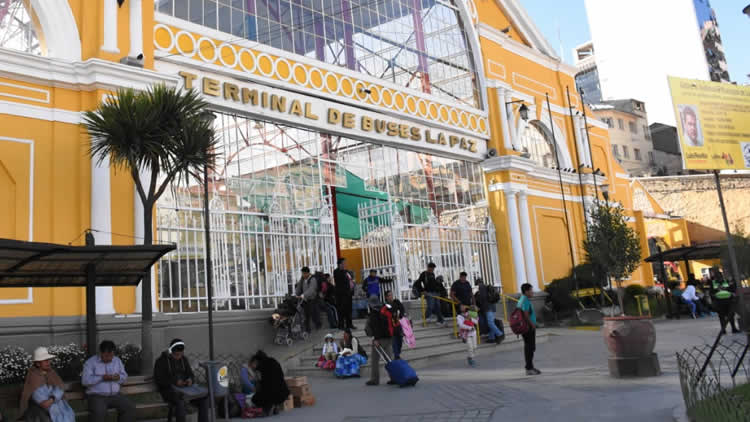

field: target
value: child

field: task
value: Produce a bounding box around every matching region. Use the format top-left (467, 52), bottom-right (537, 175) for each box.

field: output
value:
top-left (457, 305), bottom-right (479, 367)
top-left (317, 333), bottom-right (339, 369)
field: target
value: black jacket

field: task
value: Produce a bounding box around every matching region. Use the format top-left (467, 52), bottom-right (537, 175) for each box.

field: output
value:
top-left (251, 355), bottom-right (290, 409)
top-left (415, 271), bottom-right (442, 294)
top-left (334, 268), bottom-right (352, 297)
top-left (153, 352), bottom-right (195, 402)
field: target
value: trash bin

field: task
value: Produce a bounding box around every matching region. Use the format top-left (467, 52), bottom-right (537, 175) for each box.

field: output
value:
top-left (634, 294), bottom-right (651, 317)
top-left (200, 361), bottom-right (230, 421)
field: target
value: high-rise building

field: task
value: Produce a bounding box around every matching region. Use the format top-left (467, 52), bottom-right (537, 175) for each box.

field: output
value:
top-left (693, 0), bottom-right (730, 82)
top-left (573, 41), bottom-right (601, 104)
top-left (579, 0), bottom-right (729, 125)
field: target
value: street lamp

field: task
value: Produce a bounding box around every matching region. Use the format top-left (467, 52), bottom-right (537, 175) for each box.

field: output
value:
top-left (199, 110), bottom-right (217, 361)
top-left (505, 100), bottom-right (529, 121)
top-left (600, 183), bottom-right (610, 207)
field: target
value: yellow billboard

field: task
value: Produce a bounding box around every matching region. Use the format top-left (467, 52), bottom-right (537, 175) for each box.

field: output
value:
top-left (667, 76), bottom-right (750, 170)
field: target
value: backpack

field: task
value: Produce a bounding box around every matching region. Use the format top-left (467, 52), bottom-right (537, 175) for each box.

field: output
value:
top-left (487, 285), bottom-right (500, 304)
top-left (510, 308), bottom-right (530, 335)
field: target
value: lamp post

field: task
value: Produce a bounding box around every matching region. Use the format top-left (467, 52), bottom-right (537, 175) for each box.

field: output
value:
top-left (599, 183), bottom-right (614, 312)
top-left (505, 100), bottom-right (529, 122)
top-left (200, 110), bottom-right (217, 360)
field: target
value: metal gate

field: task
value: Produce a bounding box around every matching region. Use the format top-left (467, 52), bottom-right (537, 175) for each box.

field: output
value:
top-left (358, 200), bottom-right (501, 301)
top-left (157, 194), bottom-right (337, 313)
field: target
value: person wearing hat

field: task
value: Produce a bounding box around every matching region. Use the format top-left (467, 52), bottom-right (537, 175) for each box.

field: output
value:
top-left (19, 347), bottom-right (75, 422)
top-left (82, 340), bottom-right (135, 422)
top-left (153, 339), bottom-right (209, 422)
top-left (364, 295), bottom-right (394, 386)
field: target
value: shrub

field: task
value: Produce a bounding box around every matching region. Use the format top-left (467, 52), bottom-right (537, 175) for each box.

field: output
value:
top-left (0, 346), bottom-right (32, 385)
top-left (625, 284), bottom-right (647, 300)
top-left (544, 264), bottom-right (606, 315)
top-left (117, 344), bottom-right (142, 375)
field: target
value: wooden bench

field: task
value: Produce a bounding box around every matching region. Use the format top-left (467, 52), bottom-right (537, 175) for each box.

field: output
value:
top-left (0, 375), bottom-right (169, 421)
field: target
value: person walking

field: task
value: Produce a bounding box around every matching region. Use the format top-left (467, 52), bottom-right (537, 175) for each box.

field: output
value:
top-left (334, 258), bottom-right (356, 330)
top-left (365, 296), bottom-right (394, 386)
top-left (712, 275), bottom-right (740, 334)
top-left (385, 290), bottom-right (406, 359)
top-left (81, 340), bottom-right (135, 422)
top-left (457, 305), bottom-right (479, 367)
top-left (153, 339), bottom-right (209, 422)
top-left (450, 272), bottom-right (474, 307)
top-left (518, 283), bottom-right (541, 375)
top-left (295, 267), bottom-right (321, 333)
top-left (476, 279), bottom-right (504, 344)
top-left (414, 263), bottom-right (445, 326)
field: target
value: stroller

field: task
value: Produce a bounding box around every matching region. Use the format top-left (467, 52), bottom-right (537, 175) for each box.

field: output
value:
top-left (270, 295), bottom-right (309, 346)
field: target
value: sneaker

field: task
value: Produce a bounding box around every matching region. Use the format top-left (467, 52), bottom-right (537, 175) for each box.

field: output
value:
top-left (495, 336), bottom-right (504, 345)
top-left (437, 321), bottom-right (446, 327)
top-left (526, 368), bottom-right (541, 375)
top-left (365, 380), bottom-right (378, 386)
top-left (468, 358), bottom-right (476, 367)
top-left (386, 380), bottom-right (397, 385)
top-left (691, 313), bottom-right (697, 319)
top-left (732, 329), bottom-right (741, 334)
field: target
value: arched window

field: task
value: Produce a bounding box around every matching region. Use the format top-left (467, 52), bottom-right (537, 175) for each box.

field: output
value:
top-left (157, 0), bottom-right (480, 108)
top-left (0, 0), bottom-right (44, 55)
top-left (519, 122), bottom-right (556, 169)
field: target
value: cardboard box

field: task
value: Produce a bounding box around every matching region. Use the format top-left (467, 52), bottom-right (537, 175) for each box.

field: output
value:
top-left (293, 394), bottom-right (315, 407)
top-left (289, 384), bottom-right (311, 397)
top-left (285, 376), bottom-right (308, 387)
top-left (283, 395), bottom-right (295, 411)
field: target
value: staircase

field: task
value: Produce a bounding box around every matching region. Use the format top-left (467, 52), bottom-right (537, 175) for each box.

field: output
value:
top-left (288, 320), bottom-right (549, 376)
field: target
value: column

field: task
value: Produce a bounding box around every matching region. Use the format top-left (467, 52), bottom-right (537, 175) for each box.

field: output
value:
top-left (102, 0), bottom-right (118, 53)
top-left (517, 191), bottom-right (540, 289)
top-left (129, 0), bottom-right (143, 58)
top-left (498, 89), bottom-right (512, 150)
top-left (504, 190), bottom-right (527, 293)
top-left (91, 156), bottom-right (115, 314)
top-left (134, 169), bottom-right (158, 313)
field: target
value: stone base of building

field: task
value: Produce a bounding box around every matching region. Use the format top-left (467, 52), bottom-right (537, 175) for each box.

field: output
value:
top-left (608, 353), bottom-right (661, 378)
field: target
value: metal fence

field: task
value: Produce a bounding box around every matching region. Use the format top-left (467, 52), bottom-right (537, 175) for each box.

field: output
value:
top-left (677, 335), bottom-right (750, 422)
top-left (358, 200), bottom-right (501, 301)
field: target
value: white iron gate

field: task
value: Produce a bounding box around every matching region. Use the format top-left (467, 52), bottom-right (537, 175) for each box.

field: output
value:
top-left (157, 196), bottom-right (337, 312)
top-left (358, 200), bottom-right (501, 301)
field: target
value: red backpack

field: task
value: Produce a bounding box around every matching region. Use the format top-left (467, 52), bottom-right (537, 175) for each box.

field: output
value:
top-left (509, 308), bottom-right (530, 335)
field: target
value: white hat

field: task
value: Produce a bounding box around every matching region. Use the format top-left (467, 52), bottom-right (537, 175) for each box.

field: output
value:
top-left (33, 347), bottom-right (55, 362)
top-left (325, 333), bottom-right (334, 340)
top-left (339, 348), bottom-right (353, 356)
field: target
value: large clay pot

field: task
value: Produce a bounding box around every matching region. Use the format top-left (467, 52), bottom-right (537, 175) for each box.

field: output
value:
top-left (602, 316), bottom-right (656, 358)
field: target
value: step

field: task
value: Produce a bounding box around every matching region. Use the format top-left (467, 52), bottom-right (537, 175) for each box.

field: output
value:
top-left (311, 327), bottom-right (456, 353)
top-left (290, 332), bottom-right (549, 376)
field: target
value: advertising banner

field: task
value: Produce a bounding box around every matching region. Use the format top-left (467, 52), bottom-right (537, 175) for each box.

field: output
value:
top-left (667, 76), bottom-right (750, 170)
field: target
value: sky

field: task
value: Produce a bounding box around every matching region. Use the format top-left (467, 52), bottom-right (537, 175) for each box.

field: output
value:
top-left (520, 0), bottom-right (750, 85)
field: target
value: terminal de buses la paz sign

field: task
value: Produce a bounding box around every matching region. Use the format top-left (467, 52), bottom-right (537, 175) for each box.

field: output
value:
top-left (173, 69), bottom-right (488, 161)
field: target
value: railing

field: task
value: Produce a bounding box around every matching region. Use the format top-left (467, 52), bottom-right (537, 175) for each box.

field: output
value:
top-left (677, 334), bottom-right (750, 421)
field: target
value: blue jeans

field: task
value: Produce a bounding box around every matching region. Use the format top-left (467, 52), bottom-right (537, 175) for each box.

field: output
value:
top-left (424, 294), bottom-right (444, 323)
top-left (486, 311), bottom-right (503, 340)
top-left (392, 334), bottom-right (403, 359)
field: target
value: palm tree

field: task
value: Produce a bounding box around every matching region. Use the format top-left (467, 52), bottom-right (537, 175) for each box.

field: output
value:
top-left (83, 85), bottom-right (217, 370)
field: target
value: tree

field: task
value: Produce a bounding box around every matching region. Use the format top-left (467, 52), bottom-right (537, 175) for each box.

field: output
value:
top-left (83, 85), bottom-right (217, 370)
top-left (721, 223), bottom-right (750, 281)
top-left (583, 204), bottom-right (643, 315)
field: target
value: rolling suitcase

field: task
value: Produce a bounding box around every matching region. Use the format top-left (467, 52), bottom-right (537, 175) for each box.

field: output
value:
top-left (375, 343), bottom-right (419, 387)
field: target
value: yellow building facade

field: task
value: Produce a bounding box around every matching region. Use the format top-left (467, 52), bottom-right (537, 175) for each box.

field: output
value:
top-left (0, 0), bottom-right (677, 323)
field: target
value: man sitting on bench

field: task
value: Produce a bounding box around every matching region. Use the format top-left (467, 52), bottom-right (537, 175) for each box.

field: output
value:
top-left (82, 340), bottom-right (135, 422)
top-left (154, 339), bottom-right (209, 422)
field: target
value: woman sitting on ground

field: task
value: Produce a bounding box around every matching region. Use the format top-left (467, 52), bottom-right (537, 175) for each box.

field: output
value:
top-left (249, 351), bottom-right (290, 416)
top-left (335, 329), bottom-right (368, 378)
top-left (20, 347), bottom-right (75, 422)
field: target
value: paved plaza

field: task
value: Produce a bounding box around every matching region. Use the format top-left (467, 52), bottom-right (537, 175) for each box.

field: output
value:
top-left (255, 317), bottom-right (737, 422)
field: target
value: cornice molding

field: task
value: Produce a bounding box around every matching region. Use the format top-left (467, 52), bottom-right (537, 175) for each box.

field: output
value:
top-left (477, 23), bottom-right (577, 77)
top-left (0, 48), bottom-right (180, 92)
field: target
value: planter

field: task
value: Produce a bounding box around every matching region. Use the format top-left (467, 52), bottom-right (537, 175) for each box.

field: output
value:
top-left (602, 316), bottom-right (656, 358)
